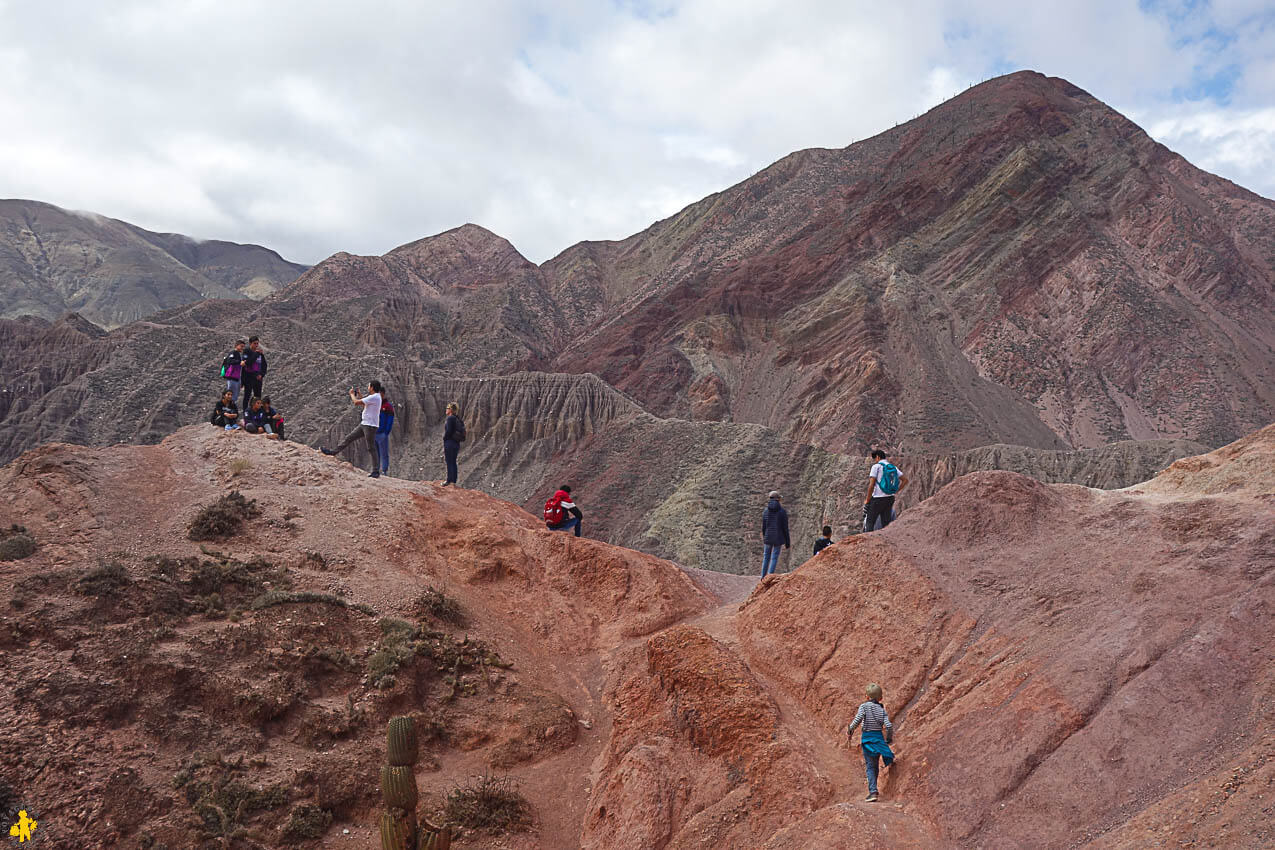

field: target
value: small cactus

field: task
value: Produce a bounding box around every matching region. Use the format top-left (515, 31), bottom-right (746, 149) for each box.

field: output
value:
top-left (379, 808), bottom-right (417, 850)
top-left (382, 765), bottom-right (419, 809)
top-left (387, 715), bottom-right (419, 766)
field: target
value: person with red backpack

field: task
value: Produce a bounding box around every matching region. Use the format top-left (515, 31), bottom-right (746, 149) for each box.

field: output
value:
top-left (544, 486), bottom-right (583, 537)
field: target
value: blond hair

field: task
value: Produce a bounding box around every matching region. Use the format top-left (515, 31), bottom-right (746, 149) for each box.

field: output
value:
top-left (446, 402), bottom-right (459, 414)
top-left (866, 683), bottom-right (883, 701)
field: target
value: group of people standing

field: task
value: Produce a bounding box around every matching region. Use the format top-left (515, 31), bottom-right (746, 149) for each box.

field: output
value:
top-left (759, 449), bottom-right (909, 577)
top-left (210, 337), bottom-right (284, 439)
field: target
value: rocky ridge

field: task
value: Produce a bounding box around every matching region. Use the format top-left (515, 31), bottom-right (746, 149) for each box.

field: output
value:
top-left (0, 422), bottom-right (1271, 847)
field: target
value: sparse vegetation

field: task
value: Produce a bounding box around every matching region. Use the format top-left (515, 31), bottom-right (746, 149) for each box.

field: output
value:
top-left (75, 560), bottom-right (131, 597)
top-left (188, 491), bottom-right (259, 541)
top-left (414, 586), bottom-right (466, 626)
top-left (0, 524), bottom-right (36, 561)
top-left (249, 590), bottom-right (376, 615)
top-left (366, 617), bottom-right (507, 692)
top-left (444, 773), bottom-right (531, 832)
top-left (173, 753), bottom-right (287, 843)
top-left (281, 804), bottom-right (333, 842)
top-left (228, 457), bottom-right (253, 476)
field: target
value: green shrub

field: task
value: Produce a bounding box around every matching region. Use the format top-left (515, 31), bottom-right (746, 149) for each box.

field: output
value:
top-left (281, 804), bottom-right (332, 842)
top-left (0, 525), bottom-right (35, 561)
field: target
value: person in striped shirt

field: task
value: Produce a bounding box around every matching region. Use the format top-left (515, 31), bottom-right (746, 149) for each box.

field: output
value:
top-left (847, 682), bottom-right (895, 802)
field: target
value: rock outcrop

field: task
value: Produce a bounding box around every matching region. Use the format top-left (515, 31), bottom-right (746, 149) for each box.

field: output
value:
top-left (0, 199), bottom-right (308, 328)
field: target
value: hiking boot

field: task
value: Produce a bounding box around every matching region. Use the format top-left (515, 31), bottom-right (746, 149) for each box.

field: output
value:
top-left (369, 471), bottom-right (380, 478)
top-left (320, 448), bottom-right (336, 456)
top-left (866, 792), bottom-right (878, 802)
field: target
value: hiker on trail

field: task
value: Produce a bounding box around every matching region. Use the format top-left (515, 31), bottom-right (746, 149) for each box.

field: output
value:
top-left (863, 502), bottom-right (898, 532)
top-left (760, 490), bottom-right (790, 577)
top-left (863, 450), bottom-right (907, 532)
top-left (243, 398), bottom-right (280, 439)
top-left (376, 394), bottom-right (395, 476)
top-left (813, 525), bottom-right (834, 556)
top-left (544, 486), bottom-right (583, 537)
top-left (260, 396), bottom-right (285, 441)
top-left (320, 380), bottom-right (383, 478)
top-left (847, 682), bottom-right (895, 802)
top-left (211, 390), bottom-right (240, 429)
top-left (221, 340), bottom-right (246, 406)
top-left (241, 336), bottom-right (268, 402)
top-left (441, 402), bottom-right (465, 487)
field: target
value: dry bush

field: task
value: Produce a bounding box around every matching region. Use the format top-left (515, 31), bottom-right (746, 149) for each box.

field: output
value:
top-left (444, 773), bottom-right (531, 832)
top-left (413, 586), bottom-right (466, 626)
top-left (75, 560), bottom-right (131, 597)
top-left (188, 491), bottom-right (259, 541)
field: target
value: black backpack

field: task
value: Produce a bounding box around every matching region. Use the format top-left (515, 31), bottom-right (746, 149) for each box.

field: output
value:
top-left (456, 420), bottom-right (466, 442)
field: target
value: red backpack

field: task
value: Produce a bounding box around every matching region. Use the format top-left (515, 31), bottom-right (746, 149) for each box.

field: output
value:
top-left (543, 492), bottom-right (565, 526)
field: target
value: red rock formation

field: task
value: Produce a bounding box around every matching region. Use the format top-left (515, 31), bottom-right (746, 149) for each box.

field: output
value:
top-left (1, 423), bottom-right (1270, 847)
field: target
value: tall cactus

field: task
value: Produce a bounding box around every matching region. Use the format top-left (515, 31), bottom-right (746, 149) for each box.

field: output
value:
top-left (377, 715), bottom-right (451, 850)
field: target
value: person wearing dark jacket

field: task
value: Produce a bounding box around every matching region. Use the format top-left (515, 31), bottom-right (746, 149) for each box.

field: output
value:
top-left (221, 340), bottom-right (246, 406)
top-left (260, 396), bottom-right (285, 441)
top-left (813, 525), bottom-right (834, 556)
top-left (241, 336), bottom-right (268, 402)
top-left (211, 390), bottom-right (240, 429)
top-left (441, 402), bottom-right (464, 486)
top-left (760, 490), bottom-right (790, 578)
top-left (375, 396), bottom-right (395, 475)
top-left (243, 398), bottom-right (279, 439)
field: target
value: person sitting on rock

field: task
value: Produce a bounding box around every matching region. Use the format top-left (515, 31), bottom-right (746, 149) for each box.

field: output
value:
top-left (544, 486), bottom-right (583, 537)
top-left (813, 525), bottom-right (834, 556)
top-left (243, 397), bottom-right (280, 439)
top-left (260, 396), bottom-right (285, 441)
top-left (863, 450), bottom-right (907, 532)
top-left (211, 390), bottom-right (240, 429)
top-left (847, 682), bottom-right (895, 803)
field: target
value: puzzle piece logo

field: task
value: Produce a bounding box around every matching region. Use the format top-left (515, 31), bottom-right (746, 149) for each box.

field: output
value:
top-left (8, 810), bottom-right (37, 842)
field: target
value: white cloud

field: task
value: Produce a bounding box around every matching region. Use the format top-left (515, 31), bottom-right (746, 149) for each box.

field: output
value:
top-left (1, 0), bottom-right (1275, 265)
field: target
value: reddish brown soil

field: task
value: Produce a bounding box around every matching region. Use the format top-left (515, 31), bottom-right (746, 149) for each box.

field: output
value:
top-left (0, 423), bottom-right (1271, 848)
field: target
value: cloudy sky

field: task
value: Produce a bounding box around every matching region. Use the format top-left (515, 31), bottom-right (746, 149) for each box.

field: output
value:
top-left (2, 0), bottom-right (1274, 265)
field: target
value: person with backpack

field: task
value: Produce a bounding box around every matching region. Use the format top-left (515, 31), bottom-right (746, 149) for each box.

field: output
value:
top-left (864, 450), bottom-right (907, 532)
top-left (260, 396), bottom-right (285, 441)
top-left (320, 380), bottom-right (383, 478)
top-left (375, 394), bottom-right (395, 476)
top-left (813, 525), bottom-right (834, 556)
top-left (221, 340), bottom-right (246, 406)
top-left (211, 389), bottom-right (240, 429)
top-left (760, 490), bottom-right (790, 577)
top-left (847, 682), bottom-right (895, 802)
top-left (441, 401), bottom-right (464, 486)
top-left (544, 486), bottom-right (583, 537)
top-left (241, 336), bottom-right (268, 402)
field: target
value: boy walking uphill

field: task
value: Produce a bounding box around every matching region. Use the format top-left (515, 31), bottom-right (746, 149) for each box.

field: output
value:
top-left (863, 450), bottom-right (908, 532)
top-left (760, 490), bottom-right (790, 578)
top-left (847, 683), bottom-right (895, 802)
top-left (320, 380), bottom-right (383, 478)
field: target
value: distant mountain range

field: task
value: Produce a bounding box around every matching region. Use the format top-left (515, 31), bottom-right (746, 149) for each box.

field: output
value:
top-left (2, 71), bottom-right (1272, 571)
top-left (0, 199), bottom-right (308, 328)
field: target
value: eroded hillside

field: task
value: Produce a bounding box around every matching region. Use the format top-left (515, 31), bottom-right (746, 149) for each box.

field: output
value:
top-left (1, 423), bottom-right (1271, 848)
